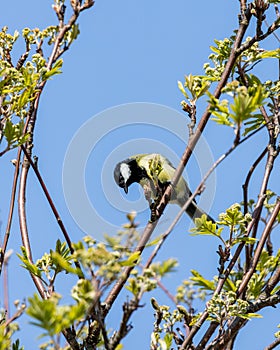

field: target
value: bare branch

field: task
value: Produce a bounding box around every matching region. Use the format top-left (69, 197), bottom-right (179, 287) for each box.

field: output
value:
top-left (236, 198), bottom-right (280, 298)
top-left (242, 147), bottom-right (268, 216)
top-left (236, 16), bottom-right (280, 54)
top-left (4, 302), bottom-right (26, 328)
top-left (265, 266), bottom-right (280, 295)
top-left (18, 153), bottom-right (46, 298)
top-left (247, 142), bottom-right (279, 264)
top-left (0, 149), bottom-right (21, 274)
top-left (109, 300), bottom-right (137, 349)
top-left (264, 337), bottom-right (280, 350)
top-left (20, 145), bottom-right (84, 277)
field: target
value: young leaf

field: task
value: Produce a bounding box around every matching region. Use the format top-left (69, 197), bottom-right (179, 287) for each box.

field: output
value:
top-left (190, 270), bottom-right (215, 291)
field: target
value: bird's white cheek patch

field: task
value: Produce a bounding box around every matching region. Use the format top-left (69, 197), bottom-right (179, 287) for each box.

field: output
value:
top-left (120, 163), bottom-right (131, 182)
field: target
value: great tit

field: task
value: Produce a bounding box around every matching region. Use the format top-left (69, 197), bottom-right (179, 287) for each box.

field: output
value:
top-left (114, 153), bottom-right (214, 223)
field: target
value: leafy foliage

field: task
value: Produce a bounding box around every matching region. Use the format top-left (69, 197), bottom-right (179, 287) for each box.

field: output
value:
top-left (26, 293), bottom-right (87, 337)
top-left (207, 291), bottom-right (262, 323)
top-left (1, 1), bottom-right (280, 350)
top-left (208, 82), bottom-right (268, 130)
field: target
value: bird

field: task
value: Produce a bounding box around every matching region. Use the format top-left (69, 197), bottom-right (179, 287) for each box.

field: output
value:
top-left (114, 153), bottom-right (214, 223)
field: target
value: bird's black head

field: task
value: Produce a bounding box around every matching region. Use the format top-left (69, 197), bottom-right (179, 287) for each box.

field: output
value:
top-left (114, 158), bottom-right (146, 194)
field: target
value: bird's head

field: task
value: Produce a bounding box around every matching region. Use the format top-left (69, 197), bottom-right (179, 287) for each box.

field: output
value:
top-left (114, 157), bottom-right (145, 194)
top-left (114, 160), bottom-right (133, 194)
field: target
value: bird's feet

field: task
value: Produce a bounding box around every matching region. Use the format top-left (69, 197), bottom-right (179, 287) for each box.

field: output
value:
top-left (149, 202), bottom-right (157, 222)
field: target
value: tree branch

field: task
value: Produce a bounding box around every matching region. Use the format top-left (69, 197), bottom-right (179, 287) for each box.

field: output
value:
top-left (236, 197), bottom-right (280, 298)
top-left (265, 265), bottom-right (280, 295)
top-left (242, 147), bottom-right (267, 216)
top-left (0, 148), bottom-right (22, 274)
top-left (18, 153), bottom-right (46, 298)
top-left (236, 16), bottom-right (280, 54)
top-left (264, 337), bottom-right (280, 350)
top-left (247, 141), bottom-right (279, 265)
top-left (20, 145), bottom-right (84, 277)
top-left (243, 146), bottom-right (267, 273)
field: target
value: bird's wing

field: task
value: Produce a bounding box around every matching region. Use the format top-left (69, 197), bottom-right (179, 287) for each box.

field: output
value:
top-left (132, 154), bottom-right (162, 180)
top-left (131, 154), bottom-right (191, 200)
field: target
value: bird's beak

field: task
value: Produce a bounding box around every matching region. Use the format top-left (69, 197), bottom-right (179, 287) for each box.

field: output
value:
top-left (124, 183), bottom-right (128, 194)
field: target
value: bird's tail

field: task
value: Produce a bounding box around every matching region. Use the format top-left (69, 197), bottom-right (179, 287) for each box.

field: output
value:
top-left (177, 198), bottom-right (215, 223)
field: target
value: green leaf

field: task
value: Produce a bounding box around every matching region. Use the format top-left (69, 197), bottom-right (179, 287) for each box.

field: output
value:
top-left (150, 259), bottom-right (178, 278)
top-left (245, 312), bottom-right (263, 319)
top-left (258, 48), bottom-right (280, 59)
top-left (232, 236), bottom-right (257, 245)
top-left (190, 270), bottom-right (215, 291)
top-left (151, 297), bottom-right (160, 311)
top-left (12, 339), bottom-right (24, 350)
top-left (42, 59), bottom-right (63, 80)
top-left (218, 203), bottom-right (244, 226)
top-left (70, 24), bottom-right (80, 42)
top-left (146, 234), bottom-right (164, 247)
top-left (178, 80), bottom-right (189, 99)
top-left (230, 85), bottom-right (267, 124)
top-left (120, 251), bottom-right (141, 266)
top-left (51, 251), bottom-right (81, 275)
top-left (17, 88), bottom-right (31, 110)
top-left (17, 247), bottom-right (43, 280)
top-left (224, 277), bottom-right (237, 292)
top-left (126, 277), bottom-right (140, 295)
top-left (191, 214), bottom-right (222, 239)
top-left (3, 119), bottom-right (15, 145)
top-left (27, 293), bottom-right (87, 337)
top-left (71, 279), bottom-right (96, 304)
top-left (157, 259), bottom-right (177, 276)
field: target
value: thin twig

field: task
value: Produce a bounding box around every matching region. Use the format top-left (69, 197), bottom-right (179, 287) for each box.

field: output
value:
top-left (248, 143), bottom-right (279, 257)
top-left (17, 0), bottom-right (94, 289)
top-left (236, 198), bottom-right (280, 298)
top-left (3, 250), bottom-right (12, 320)
top-left (196, 322), bottom-right (219, 350)
top-left (18, 153), bottom-right (46, 298)
top-left (264, 337), bottom-right (280, 350)
top-left (236, 16), bottom-right (280, 54)
top-left (20, 145), bottom-right (84, 277)
top-left (4, 305), bottom-right (26, 328)
top-left (157, 279), bottom-right (177, 305)
top-left (109, 300), bottom-right (136, 349)
top-left (154, 6), bottom-right (253, 222)
top-left (200, 198), bottom-right (280, 350)
top-left (243, 146), bottom-right (268, 272)
top-left (0, 149), bottom-right (22, 274)
top-left (242, 147), bottom-right (268, 215)
top-left (265, 265), bottom-right (280, 295)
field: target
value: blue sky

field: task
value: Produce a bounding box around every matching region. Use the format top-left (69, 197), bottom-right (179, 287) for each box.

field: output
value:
top-left (0, 1), bottom-right (280, 349)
